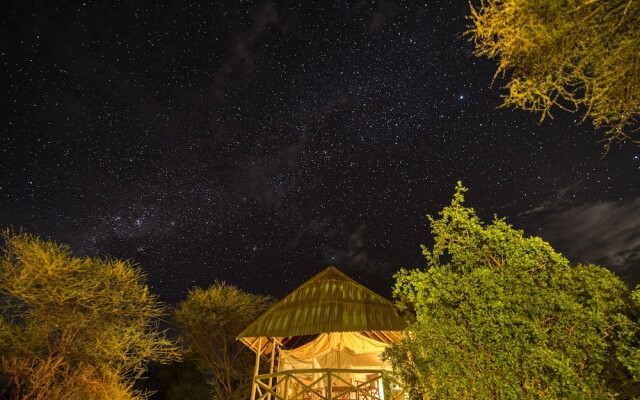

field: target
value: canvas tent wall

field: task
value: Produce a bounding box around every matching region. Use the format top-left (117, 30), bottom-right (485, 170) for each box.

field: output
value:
top-left (278, 332), bottom-right (390, 371)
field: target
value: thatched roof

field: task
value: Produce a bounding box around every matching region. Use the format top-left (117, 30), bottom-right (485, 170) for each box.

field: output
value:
top-left (237, 266), bottom-right (406, 341)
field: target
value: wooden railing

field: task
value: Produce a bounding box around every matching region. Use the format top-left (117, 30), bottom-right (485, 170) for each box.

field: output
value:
top-left (251, 368), bottom-right (405, 400)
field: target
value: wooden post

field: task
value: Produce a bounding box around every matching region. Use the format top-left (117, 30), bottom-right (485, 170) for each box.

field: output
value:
top-left (250, 338), bottom-right (262, 400)
top-left (283, 373), bottom-right (290, 400)
top-left (267, 338), bottom-right (276, 400)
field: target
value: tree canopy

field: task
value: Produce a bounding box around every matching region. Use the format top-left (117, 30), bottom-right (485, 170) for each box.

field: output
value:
top-left (0, 231), bottom-right (180, 400)
top-left (385, 182), bottom-right (640, 399)
top-left (174, 282), bottom-right (272, 400)
top-left (468, 0), bottom-right (640, 146)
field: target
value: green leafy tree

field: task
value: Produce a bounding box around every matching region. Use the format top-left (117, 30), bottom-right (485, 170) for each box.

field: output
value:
top-left (0, 231), bottom-right (181, 400)
top-left (468, 0), bottom-right (640, 146)
top-left (174, 282), bottom-right (272, 400)
top-left (385, 182), bottom-right (640, 399)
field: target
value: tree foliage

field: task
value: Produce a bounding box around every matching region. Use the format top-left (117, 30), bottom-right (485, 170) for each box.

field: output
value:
top-left (468, 0), bottom-right (640, 145)
top-left (134, 361), bottom-right (210, 400)
top-left (386, 182), bottom-right (640, 399)
top-left (0, 231), bottom-right (181, 400)
top-left (174, 282), bottom-right (272, 400)
top-left (614, 288), bottom-right (640, 384)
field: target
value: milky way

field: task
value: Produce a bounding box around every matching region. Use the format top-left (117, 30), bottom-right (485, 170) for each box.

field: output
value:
top-left (2, 0), bottom-right (639, 303)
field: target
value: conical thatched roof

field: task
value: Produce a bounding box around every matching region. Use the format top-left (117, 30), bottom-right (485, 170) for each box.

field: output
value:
top-left (237, 266), bottom-right (406, 340)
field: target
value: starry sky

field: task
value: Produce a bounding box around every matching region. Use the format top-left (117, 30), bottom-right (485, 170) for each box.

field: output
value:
top-left (2, 0), bottom-right (639, 304)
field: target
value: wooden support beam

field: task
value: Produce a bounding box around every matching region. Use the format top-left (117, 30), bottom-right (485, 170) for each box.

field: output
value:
top-left (268, 337), bottom-right (276, 400)
top-left (250, 337), bottom-right (263, 400)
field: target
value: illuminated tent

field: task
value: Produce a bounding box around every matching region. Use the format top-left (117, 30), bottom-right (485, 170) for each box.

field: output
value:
top-left (278, 332), bottom-right (389, 371)
top-left (238, 266), bottom-right (407, 399)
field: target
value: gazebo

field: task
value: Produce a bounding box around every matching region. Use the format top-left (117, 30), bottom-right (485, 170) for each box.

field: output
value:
top-left (237, 266), bottom-right (407, 400)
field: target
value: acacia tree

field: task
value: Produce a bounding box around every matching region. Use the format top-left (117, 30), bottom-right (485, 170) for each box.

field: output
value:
top-left (174, 282), bottom-right (272, 400)
top-left (385, 183), bottom-right (640, 399)
top-left (468, 0), bottom-right (640, 145)
top-left (0, 231), bottom-right (181, 400)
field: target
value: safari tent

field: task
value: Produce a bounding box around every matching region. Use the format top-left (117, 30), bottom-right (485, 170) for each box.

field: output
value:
top-left (237, 266), bottom-right (407, 400)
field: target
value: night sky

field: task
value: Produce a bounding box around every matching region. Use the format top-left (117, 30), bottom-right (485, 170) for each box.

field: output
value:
top-left (2, 0), bottom-right (639, 305)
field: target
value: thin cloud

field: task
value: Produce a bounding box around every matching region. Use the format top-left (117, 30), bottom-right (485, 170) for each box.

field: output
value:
top-left (213, 1), bottom-right (279, 101)
top-left (517, 183), bottom-right (580, 217)
top-left (236, 142), bottom-right (303, 209)
top-left (296, 221), bottom-right (392, 274)
top-left (343, 224), bottom-right (392, 273)
top-left (538, 199), bottom-right (640, 282)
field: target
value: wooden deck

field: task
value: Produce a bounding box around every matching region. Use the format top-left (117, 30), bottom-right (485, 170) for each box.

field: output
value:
top-left (251, 368), bottom-right (405, 400)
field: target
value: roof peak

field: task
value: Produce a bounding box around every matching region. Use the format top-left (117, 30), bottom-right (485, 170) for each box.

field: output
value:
top-left (237, 266), bottom-right (406, 339)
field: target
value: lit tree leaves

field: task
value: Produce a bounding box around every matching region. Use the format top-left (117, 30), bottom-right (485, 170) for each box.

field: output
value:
top-left (174, 282), bottom-right (272, 400)
top-left (0, 231), bottom-right (180, 400)
top-left (468, 0), bottom-right (640, 146)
